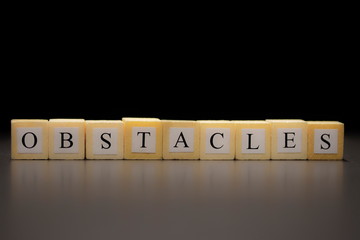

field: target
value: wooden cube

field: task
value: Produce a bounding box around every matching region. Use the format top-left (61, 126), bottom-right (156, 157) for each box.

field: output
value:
top-left (122, 118), bottom-right (162, 159)
top-left (11, 119), bottom-right (49, 159)
top-left (162, 120), bottom-right (200, 160)
top-left (48, 119), bottom-right (85, 160)
top-left (266, 119), bottom-right (307, 160)
top-left (307, 121), bottom-right (344, 160)
top-left (198, 120), bottom-right (235, 160)
top-left (234, 120), bottom-right (271, 160)
top-left (86, 120), bottom-right (124, 159)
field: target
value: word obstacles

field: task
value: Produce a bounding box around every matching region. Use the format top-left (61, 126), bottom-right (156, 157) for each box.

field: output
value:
top-left (11, 118), bottom-right (345, 160)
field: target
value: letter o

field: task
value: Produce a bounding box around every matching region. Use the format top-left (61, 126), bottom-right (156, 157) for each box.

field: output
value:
top-left (21, 132), bottom-right (38, 149)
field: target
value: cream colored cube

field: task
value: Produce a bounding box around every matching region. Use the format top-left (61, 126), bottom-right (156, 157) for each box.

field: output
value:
top-left (162, 120), bottom-right (200, 160)
top-left (307, 121), bottom-right (344, 160)
top-left (86, 120), bottom-right (124, 159)
top-left (234, 120), bottom-right (271, 160)
top-left (266, 119), bottom-right (307, 160)
top-left (198, 120), bottom-right (235, 160)
top-left (11, 119), bottom-right (49, 159)
top-left (49, 119), bottom-right (85, 160)
top-left (123, 118), bottom-right (162, 159)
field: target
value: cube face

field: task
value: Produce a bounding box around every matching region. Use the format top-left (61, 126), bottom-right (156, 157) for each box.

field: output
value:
top-left (48, 119), bottom-right (85, 159)
top-left (123, 118), bottom-right (162, 159)
top-left (234, 121), bottom-right (271, 160)
top-left (11, 119), bottom-right (49, 159)
top-left (199, 121), bottom-right (235, 160)
top-left (162, 120), bottom-right (200, 160)
top-left (267, 120), bottom-right (307, 160)
top-left (307, 121), bottom-right (344, 160)
top-left (86, 120), bottom-right (124, 159)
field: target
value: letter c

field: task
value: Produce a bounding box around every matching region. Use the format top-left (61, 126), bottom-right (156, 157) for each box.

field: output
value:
top-left (210, 132), bottom-right (224, 149)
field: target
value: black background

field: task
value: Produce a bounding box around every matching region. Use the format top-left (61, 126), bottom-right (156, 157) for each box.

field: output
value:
top-left (1, 21), bottom-right (356, 133)
top-left (1, 10), bottom-right (360, 240)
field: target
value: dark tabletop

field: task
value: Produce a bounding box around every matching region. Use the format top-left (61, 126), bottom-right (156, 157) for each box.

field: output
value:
top-left (1, 131), bottom-right (360, 240)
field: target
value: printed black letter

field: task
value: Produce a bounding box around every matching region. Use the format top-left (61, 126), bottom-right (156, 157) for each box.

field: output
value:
top-left (60, 132), bottom-right (73, 148)
top-left (210, 132), bottom-right (224, 149)
top-left (137, 132), bottom-right (151, 148)
top-left (21, 132), bottom-right (38, 149)
top-left (100, 133), bottom-right (112, 149)
top-left (247, 133), bottom-right (260, 150)
top-left (284, 132), bottom-right (296, 148)
top-left (173, 132), bottom-right (189, 148)
top-left (320, 133), bottom-right (331, 150)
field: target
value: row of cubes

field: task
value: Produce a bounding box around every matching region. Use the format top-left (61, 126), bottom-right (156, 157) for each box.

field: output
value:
top-left (11, 118), bottom-right (344, 160)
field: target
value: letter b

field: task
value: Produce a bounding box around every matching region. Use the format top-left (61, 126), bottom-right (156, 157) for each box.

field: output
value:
top-left (60, 132), bottom-right (73, 148)
top-left (54, 127), bottom-right (79, 153)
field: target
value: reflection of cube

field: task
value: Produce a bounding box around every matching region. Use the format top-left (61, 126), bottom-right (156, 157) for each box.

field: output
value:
top-left (123, 118), bottom-right (162, 159)
top-left (86, 120), bottom-right (124, 159)
top-left (266, 119), bottom-right (307, 160)
top-left (234, 121), bottom-right (271, 160)
top-left (162, 120), bottom-right (200, 160)
top-left (198, 120), bottom-right (235, 160)
top-left (307, 121), bottom-right (344, 160)
top-left (11, 119), bottom-right (49, 159)
top-left (49, 119), bottom-right (85, 159)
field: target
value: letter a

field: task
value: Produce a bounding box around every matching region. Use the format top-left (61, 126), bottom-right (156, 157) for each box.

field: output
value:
top-left (173, 132), bottom-right (189, 148)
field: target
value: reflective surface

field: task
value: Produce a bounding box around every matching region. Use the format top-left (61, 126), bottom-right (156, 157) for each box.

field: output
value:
top-left (1, 134), bottom-right (360, 240)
